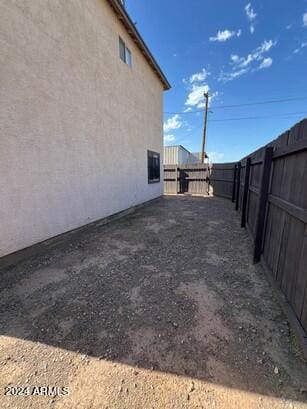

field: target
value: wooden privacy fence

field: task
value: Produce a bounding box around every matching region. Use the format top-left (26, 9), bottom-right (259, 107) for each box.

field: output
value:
top-left (164, 164), bottom-right (210, 195)
top-left (210, 118), bottom-right (307, 354)
top-left (209, 162), bottom-right (236, 199)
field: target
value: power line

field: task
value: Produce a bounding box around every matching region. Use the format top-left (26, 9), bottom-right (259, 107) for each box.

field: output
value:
top-left (164, 96), bottom-right (307, 115)
top-left (186, 112), bottom-right (306, 136)
top-left (207, 111), bottom-right (306, 123)
top-left (212, 97), bottom-right (307, 110)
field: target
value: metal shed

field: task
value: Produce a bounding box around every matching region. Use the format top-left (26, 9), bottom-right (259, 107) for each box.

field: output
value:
top-left (163, 145), bottom-right (201, 165)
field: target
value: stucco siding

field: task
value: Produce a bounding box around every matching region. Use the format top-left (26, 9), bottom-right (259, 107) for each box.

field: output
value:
top-left (0, 0), bottom-right (164, 257)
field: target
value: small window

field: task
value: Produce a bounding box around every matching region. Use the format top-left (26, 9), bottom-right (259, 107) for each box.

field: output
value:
top-left (119, 37), bottom-right (132, 67)
top-left (119, 37), bottom-right (126, 63)
top-left (125, 47), bottom-right (132, 67)
top-left (148, 151), bottom-right (160, 184)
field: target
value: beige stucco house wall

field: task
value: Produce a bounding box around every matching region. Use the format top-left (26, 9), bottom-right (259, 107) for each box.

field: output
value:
top-left (0, 0), bottom-right (170, 257)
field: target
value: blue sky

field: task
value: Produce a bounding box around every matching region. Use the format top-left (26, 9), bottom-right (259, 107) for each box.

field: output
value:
top-left (126, 0), bottom-right (307, 162)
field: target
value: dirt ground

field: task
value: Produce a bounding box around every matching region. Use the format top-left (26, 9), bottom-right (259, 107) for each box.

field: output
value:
top-left (0, 196), bottom-right (306, 409)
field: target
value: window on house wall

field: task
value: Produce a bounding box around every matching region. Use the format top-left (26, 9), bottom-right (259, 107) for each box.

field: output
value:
top-left (125, 47), bottom-right (132, 67)
top-left (119, 37), bottom-right (126, 63)
top-left (119, 37), bottom-right (132, 67)
top-left (148, 151), bottom-right (160, 184)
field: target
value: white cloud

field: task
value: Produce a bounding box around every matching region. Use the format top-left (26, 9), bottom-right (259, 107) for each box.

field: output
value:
top-left (220, 39), bottom-right (276, 82)
top-left (163, 114), bottom-right (182, 132)
top-left (303, 13), bottom-right (307, 27)
top-left (184, 68), bottom-right (219, 113)
top-left (189, 68), bottom-right (208, 83)
top-left (245, 3), bottom-right (257, 21)
top-left (164, 134), bottom-right (176, 143)
top-left (259, 57), bottom-right (273, 69)
top-left (235, 54), bottom-right (254, 68)
top-left (184, 83), bottom-right (219, 109)
top-left (245, 3), bottom-right (257, 34)
top-left (219, 68), bottom-right (249, 82)
top-left (185, 84), bottom-right (209, 107)
top-left (286, 24), bottom-right (292, 30)
top-left (197, 91), bottom-right (219, 109)
top-left (230, 54), bottom-right (240, 63)
top-left (209, 29), bottom-right (241, 42)
top-left (293, 41), bottom-right (307, 54)
top-left (231, 40), bottom-right (275, 68)
top-left (260, 39), bottom-right (276, 52)
top-left (210, 30), bottom-right (234, 42)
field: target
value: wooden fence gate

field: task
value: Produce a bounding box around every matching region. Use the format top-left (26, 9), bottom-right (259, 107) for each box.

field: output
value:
top-left (164, 164), bottom-right (210, 195)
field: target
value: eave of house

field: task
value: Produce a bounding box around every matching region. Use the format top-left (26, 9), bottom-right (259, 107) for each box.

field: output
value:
top-left (106, 0), bottom-right (171, 91)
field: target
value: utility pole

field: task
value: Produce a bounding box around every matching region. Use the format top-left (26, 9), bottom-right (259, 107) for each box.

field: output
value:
top-left (201, 92), bottom-right (209, 163)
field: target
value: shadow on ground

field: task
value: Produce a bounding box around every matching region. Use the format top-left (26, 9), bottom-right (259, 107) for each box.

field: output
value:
top-left (0, 196), bottom-right (306, 405)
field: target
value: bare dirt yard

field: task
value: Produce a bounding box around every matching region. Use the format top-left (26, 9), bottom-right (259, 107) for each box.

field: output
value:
top-left (0, 196), bottom-right (306, 409)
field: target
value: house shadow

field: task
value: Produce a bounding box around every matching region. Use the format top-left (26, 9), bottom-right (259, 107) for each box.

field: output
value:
top-left (0, 196), bottom-right (306, 403)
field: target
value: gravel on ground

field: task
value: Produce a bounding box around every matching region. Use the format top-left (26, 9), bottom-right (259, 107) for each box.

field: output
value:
top-left (0, 196), bottom-right (306, 409)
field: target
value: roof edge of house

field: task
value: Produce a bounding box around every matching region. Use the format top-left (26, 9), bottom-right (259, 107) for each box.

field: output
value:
top-left (106, 0), bottom-right (171, 91)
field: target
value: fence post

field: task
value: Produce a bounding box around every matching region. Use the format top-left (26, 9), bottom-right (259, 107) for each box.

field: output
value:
top-left (232, 164), bottom-right (237, 203)
top-left (235, 162), bottom-right (241, 211)
top-left (253, 147), bottom-right (274, 263)
top-left (241, 157), bottom-right (251, 228)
